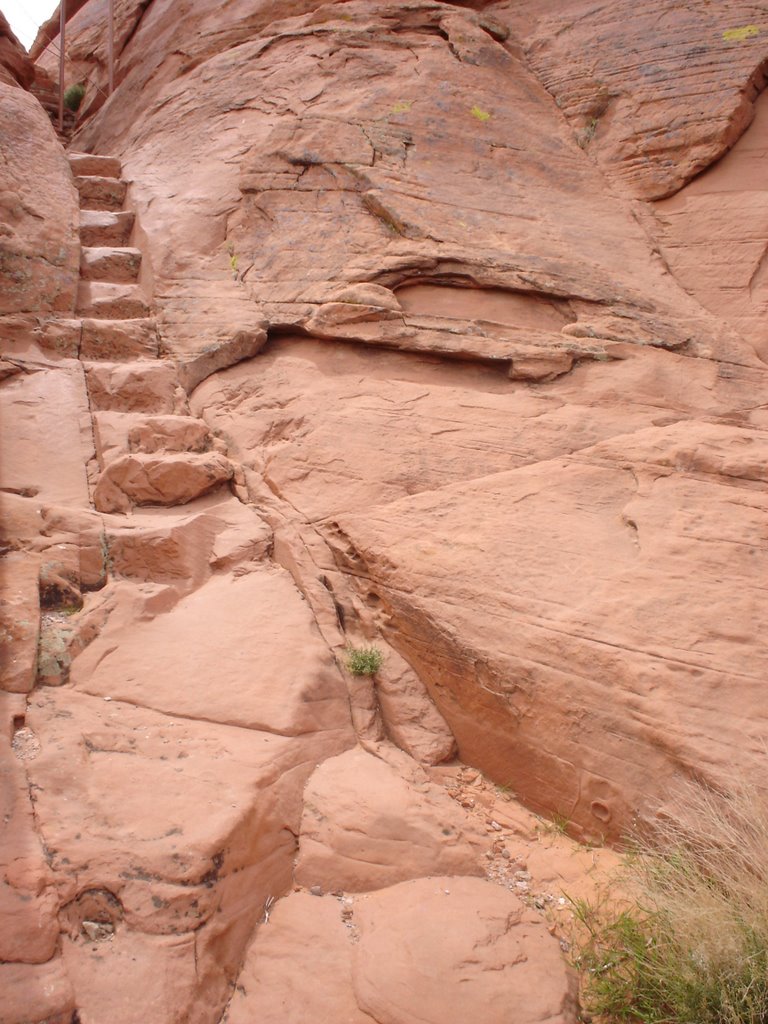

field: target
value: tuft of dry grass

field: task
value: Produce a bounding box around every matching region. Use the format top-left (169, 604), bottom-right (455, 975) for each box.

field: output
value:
top-left (571, 777), bottom-right (768, 1023)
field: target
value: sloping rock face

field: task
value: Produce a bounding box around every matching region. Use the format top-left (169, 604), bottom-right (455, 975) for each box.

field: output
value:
top-left (0, 11), bottom-right (34, 88)
top-left (2, 0), bottom-right (767, 1021)
top-left (0, 86), bottom-right (79, 313)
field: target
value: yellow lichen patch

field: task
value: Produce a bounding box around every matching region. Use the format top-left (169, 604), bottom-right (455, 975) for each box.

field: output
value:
top-left (471, 105), bottom-right (491, 122)
top-left (723, 25), bottom-right (759, 41)
top-left (391, 100), bottom-right (412, 114)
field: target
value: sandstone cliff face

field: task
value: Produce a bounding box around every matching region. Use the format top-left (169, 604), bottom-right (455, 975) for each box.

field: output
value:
top-left (0, 12), bottom-right (34, 88)
top-left (2, 0), bottom-right (767, 1021)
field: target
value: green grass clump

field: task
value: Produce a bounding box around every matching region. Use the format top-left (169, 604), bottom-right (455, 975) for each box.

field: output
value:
top-left (63, 83), bottom-right (86, 112)
top-left (571, 779), bottom-right (768, 1023)
top-left (344, 645), bottom-right (383, 676)
top-left (470, 105), bottom-right (491, 122)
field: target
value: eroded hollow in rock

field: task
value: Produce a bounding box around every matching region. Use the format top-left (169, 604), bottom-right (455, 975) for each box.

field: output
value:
top-left (396, 282), bottom-right (573, 331)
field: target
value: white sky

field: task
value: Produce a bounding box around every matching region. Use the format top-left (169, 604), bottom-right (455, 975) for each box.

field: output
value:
top-left (4, 0), bottom-right (59, 50)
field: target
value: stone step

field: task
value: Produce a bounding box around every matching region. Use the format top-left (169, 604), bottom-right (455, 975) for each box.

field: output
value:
top-left (74, 175), bottom-right (127, 212)
top-left (91, 411), bottom-right (213, 469)
top-left (80, 246), bottom-right (142, 283)
top-left (84, 360), bottom-right (182, 414)
top-left (76, 282), bottom-right (150, 320)
top-left (68, 152), bottom-right (122, 178)
top-left (80, 318), bottom-right (160, 361)
top-left (79, 210), bottom-right (135, 247)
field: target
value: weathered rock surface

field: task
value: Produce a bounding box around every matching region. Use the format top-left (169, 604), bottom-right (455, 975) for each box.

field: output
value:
top-left (226, 891), bottom-right (373, 1024)
top-left (84, 360), bottom-right (183, 413)
top-left (0, 11), bottom-right (34, 88)
top-left (228, 878), bottom-right (578, 1024)
top-left (653, 89), bottom-right (768, 361)
top-left (353, 877), bottom-right (578, 1024)
top-left (4, 0), bottom-right (767, 1020)
top-left (296, 747), bottom-right (485, 891)
top-left (0, 85), bottom-right (78, 313)
top-left (69, 568), bottom-right (352, 734)
top-left (516, 0), bottom-right (768, 201)
top-left (93, 450), bottom-right (234, 512)
top-left (27, 681), bottom-right (353, 1024)
top-left (329, 409), bottom-right (768, 840)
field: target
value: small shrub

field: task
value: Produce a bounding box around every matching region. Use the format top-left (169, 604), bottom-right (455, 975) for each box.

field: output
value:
top-left (571, 778), bottom-right (768, 1024)
top-left (470, 105), bottom-right (491, 122)
top-left (344, 645), bottom-right (383, 676)
top-left (63, 83), bottom-right (86, 112)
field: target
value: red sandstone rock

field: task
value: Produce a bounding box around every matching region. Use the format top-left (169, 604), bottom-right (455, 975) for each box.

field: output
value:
top-left (0, 85), bottom-right (78, 314)
top-left (517, 0), bottom-right (768, 201)
top-left (226, 892), bottom-right (373, 1024)
top-left (0, 358), bottom-right (93, 507)
top-left (69, 568), bottom-right (351, 734)
top-left (0, 12), bottom-right (34, 89)
top-left (0, 554), bottom-right (41, 694)
top-left (84, 360), bottom-right (183, 413)
top-left (103, 494), bottom-right (272, 584)
top-left (330, 412), bottom-right (768, 840)
top-left (374, 647), bottom-right (456, 765)
top-left (5, 1), bottom-right (768, 1021)
top-left (0, 959), bottom-right (75, 1024)
top-left (80, 245), bottom-right (142, 283)
top-left (653, 89), bottom-right (768, 361)
top-left (80, 316), bottom-right (160, 360)
top-left (79, 209), bottom-right (135, 246)
top-left (0, 724), bottom-right (60, 963)
top-left (93, 450), bottom-right (234, 511)
top-left (229, 878), bottom-right (577, 1024)
top-left (295, 746), bottom-right (484, 891)
top-left (352, 876), bottom-right (578, 1024)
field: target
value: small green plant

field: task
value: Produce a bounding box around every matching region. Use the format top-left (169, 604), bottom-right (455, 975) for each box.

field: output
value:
top-left (226, 242), bottom-right (239, 278)
top-left (536, 811), bottom-right (570, 836)
top-left (548, 812), bottom-right (571, 835)
top-left (63, 83), bottom-right (86, 112)
top-left (571, 778), bottom-right (768, 1024)
top-left (344, 645), bottom-right (383, 676)
top-left (470, 105), bottom-right (491, 122)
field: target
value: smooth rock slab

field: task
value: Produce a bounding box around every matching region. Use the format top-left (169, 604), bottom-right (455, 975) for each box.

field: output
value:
top-left (296, 747), bottom-right (484, 892)
top-left (0, 554), bottom-right (41, 694)
top-left (332, 420), bottom-right (768, 840)
top-left (374, 648), bottom-right (456, 766)
top-left (0, 363), bottom-right (92, 506)
top-left (227, 892), bottom-right (372, 1024)
top-left (352, 876), bottom-right (577, 1024)
top-left (0, 958), bottom-right (75, 1024)
top-left (70, 568), bottom-right (351, 735)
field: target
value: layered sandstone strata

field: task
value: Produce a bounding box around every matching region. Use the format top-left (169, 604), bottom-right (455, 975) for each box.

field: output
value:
top-left (2, 1), bottom-right (766, 1021)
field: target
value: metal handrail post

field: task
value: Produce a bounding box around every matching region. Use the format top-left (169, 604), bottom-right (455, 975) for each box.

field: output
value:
top-left (108, 0), bottom-right (114, 94)
top-left (58, 0), bottom-right (66, 131)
